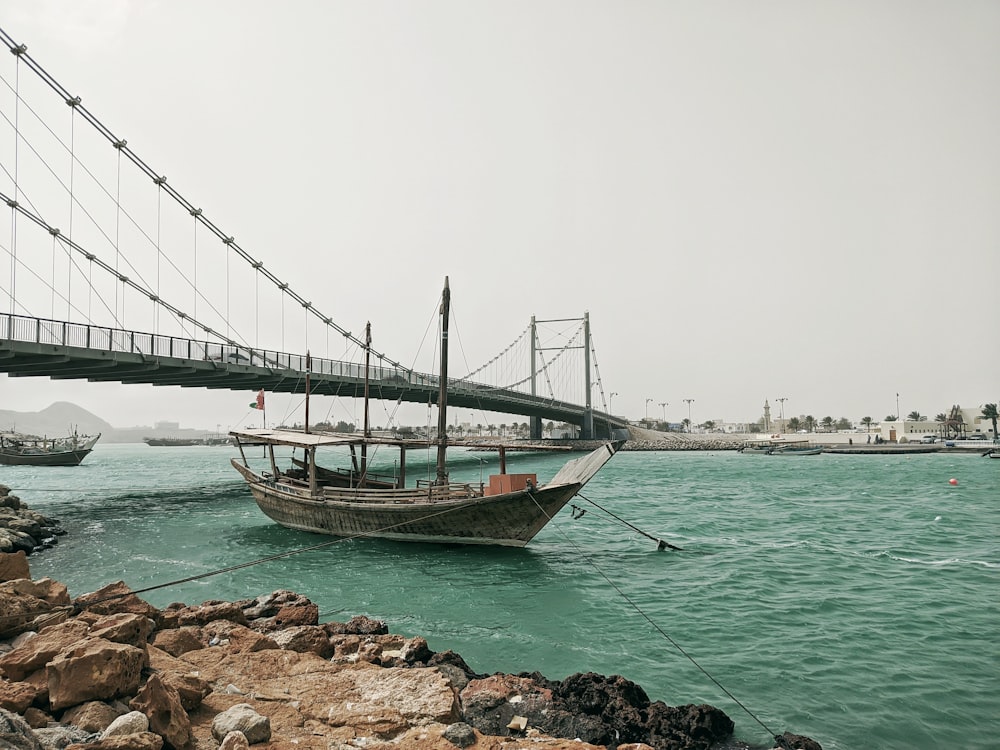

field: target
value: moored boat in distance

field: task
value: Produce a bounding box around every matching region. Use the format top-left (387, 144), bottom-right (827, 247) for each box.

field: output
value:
top-left (771, 445), bottom-right (823, 456)
top-left (143, 437), bottom-right (201, 447)
top-left (739, 439), bottom-right (819, 455)
top-left (0, 430), bottom-right (100, 466)
top-left (229, 277), bottom-right (621, 547)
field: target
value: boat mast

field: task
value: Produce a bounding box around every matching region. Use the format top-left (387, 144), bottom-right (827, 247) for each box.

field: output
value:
top-left (304, 351), bottom-right (311, 434)
top-left (361, 321), bottom-right (371, 485)
top-left (435, 277), bottom-right (450, 485)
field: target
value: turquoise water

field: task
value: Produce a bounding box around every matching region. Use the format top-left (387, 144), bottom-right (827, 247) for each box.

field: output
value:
top-left (7, 443), bottom-right (999, 750)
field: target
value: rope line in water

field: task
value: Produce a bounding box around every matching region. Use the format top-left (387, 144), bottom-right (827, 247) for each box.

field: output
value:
top-left (525, 490), bottom-right (779, 741)
top-left (575, 492), bottom-right (683, 550)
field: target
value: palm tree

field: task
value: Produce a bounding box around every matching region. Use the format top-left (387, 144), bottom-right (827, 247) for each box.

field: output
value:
top-left (907, 411), bottom-right (925, 421)
top-left (885, 415), bottom-right (897, 422)
top-left (821, 416), bottom-right (834, 431)
top-left (681, 418), bottom-right (691, 432)
top-left (861, 416), bottom-right (873, 433)
top-left (788, 417), bottom-right (801, 432)
top-left (804, 415), bottom-right (816, 432)
top-left (934, 413), bottom-right (947, 423)
top-left (981, 403), bottom-right (999, 439)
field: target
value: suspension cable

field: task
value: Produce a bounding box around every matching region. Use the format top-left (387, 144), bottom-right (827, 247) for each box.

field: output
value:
top-left (0, 27), bottom-right (403, 369)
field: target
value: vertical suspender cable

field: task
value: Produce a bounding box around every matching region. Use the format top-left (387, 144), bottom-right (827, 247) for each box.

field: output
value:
top-left (113, 142), bottom-right (122, 326)
top-left (9, 45), bottom-right (23, 315)
top-left (66, 98), bottom-right (77, 319)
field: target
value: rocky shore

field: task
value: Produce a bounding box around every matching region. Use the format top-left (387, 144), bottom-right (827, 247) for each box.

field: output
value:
top-left (0, 492), bottom-right (822, 750)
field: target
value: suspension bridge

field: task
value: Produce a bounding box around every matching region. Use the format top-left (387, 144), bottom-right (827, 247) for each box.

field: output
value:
top-left (0, 29), bottom-right (625, 439)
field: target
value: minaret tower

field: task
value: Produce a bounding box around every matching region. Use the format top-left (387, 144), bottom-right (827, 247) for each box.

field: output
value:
top-left (763, 399), bottom-right (771, 433)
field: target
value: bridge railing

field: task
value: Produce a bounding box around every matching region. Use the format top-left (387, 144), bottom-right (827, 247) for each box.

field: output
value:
top-left (1, 312), bottom-right (602, 420)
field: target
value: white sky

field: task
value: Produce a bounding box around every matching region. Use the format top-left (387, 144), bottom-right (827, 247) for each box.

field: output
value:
top-left (1, 0), bottom-right (997, 431)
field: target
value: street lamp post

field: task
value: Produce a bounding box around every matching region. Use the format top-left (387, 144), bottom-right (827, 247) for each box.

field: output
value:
top-left (659, 402), bottom-right (668, 424)
top-left (609, 392), bottom-right (618, 414)
top-left (776, 397), bottom-right (787, 433)
top-left (896, 392), bottom-right (900, 422)
top-left (645, 398), bottom-right (653, 421)
top-left (683, 398), bottom-right (694, 432)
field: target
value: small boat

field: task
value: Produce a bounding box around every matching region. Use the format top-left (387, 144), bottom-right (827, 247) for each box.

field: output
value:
top-left (143, 437), bottom-right (201, 446)
top-left (771, 445), bottom-right (823, 456)
top-left (739, 439), bottom-right (820, 456)
top-left (0, 430), bottom-right (100, 466)
top-left (230, 277), bottom-right (621, 547)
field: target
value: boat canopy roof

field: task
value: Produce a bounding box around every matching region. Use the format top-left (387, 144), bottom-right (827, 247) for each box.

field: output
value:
top-left (229, 428), bottom-right (380, 449)
top-left (229, 427), bottom-right (579, 452)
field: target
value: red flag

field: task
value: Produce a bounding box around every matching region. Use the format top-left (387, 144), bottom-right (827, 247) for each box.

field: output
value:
top-left (250, 389), bottom-right (264, 410)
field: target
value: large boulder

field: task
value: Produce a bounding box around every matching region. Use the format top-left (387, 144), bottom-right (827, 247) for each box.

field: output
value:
top-left (0, 553), bottom-right (30, 583)
top-left (129, 674), bottom-right (191, 750)
top-left (74, 583), bottom-right (160, 622)
top-left (0, 619), bottom-right (91, 680)
top-left (47, 639), bottom-right (145, 711)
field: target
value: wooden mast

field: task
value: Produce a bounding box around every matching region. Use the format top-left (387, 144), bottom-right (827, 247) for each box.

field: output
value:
top-left (435, 277), bottom-right (450, 485)
top-left (304, 351), bottom-right (311, 434)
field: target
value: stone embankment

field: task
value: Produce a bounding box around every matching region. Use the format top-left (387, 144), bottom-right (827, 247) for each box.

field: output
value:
top-left (0, 567), bottom-right (822, 750)
top-left (620, 428), bottom-right (745, 452)
top-left (0, 486), bottom-right (66, 556)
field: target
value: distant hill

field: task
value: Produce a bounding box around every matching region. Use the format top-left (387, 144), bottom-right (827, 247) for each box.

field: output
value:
top-left (0, 401), bottom-right (114, 438)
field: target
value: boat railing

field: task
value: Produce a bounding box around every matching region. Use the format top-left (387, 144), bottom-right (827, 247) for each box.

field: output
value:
top-left (322, 482), bottom-right (481, 503)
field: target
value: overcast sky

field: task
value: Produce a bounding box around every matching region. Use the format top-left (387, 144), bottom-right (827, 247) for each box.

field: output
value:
top-left (1, 1), bottom-right (997, 432)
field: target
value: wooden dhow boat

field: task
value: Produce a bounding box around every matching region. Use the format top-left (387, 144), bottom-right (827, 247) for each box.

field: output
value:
top-left (229, 277), bottom-right (621, 546)
top-left (0, 430), bottom-right (100, 466)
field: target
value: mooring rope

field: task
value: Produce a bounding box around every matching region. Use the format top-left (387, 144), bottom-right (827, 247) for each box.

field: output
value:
top-left (574, 492), bottom-right (683, 551)
top-left (522, 489), bottom-right (781, 742)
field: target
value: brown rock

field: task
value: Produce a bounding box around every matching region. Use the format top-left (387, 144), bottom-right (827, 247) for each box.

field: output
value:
top-left (0, 619), bottom-right (91, 680)
top-left (161, 601), bottom-right (246, 630)
top-left (0, 679), bottom-right (41, 713)
top-left (23, 668), bottom-right (48, 706)
top-left (22, 706), bottom-right (49, 729)
top-left (217, 731), bottom-right (249, 750)
top-left (0, 552), bottom-right (30, 582)
top-left (89, 614), bottom-right (153, 652)
top-left (177, 648), bottom-right (458, 742)
top-left (13, 578), bottom-right (71, 608)
top-left (158, 673), bottom-right (210, 713)
top-left (62, 700), bottom-right (127, 733)
top-left (0, 581), bottom-right (55, 639)
top-left (269, 626), bottom-right (333, 658)
top-left (47, 639), bottom-right (145, 711)
top-left (202, 622), bottom-right (278, 654)
top-left (66, 731), bottom-right (164, 750)
top-left (149, 628), bottom-right (203, 658)
top-left (129, 673), bottom-right (192, 750)
top-left (74, 583), bottom-right (160, 622)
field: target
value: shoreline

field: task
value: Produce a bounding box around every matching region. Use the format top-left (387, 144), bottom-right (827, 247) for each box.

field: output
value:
top-left (0, 562), bottom-right (823, 750)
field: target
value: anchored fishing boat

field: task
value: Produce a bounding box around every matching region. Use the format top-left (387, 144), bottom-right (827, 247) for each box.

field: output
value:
top-left (229, 277), bottom-right (621, 546)
top-left (0, 430), bottom-right (100, 466)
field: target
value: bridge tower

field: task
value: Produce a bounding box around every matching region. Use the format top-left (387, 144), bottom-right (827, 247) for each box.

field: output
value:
top-left (529, 313), bottom-right (595, 439)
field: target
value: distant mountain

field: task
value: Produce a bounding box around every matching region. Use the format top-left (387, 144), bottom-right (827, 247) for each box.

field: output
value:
top-left (0, 401), bottom-right (113, 437)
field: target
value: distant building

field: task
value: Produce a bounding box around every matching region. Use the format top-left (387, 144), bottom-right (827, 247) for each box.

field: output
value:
top-left (154, 420), bottom-right (180, 430)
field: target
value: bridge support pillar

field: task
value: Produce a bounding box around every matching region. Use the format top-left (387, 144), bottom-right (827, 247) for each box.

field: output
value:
top-left (582, 409), bottom-right (594, 440)
top-left (530, 415), bottom-right (542, 440)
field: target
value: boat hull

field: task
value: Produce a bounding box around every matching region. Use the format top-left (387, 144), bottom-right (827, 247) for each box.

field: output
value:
top-left (0, 448), bottom-right (94, 466)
